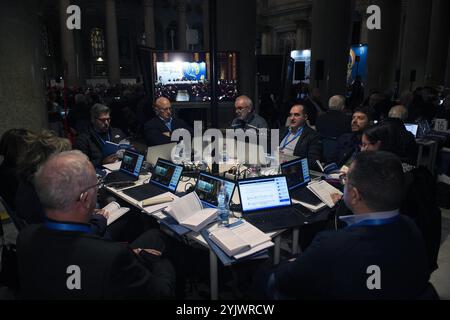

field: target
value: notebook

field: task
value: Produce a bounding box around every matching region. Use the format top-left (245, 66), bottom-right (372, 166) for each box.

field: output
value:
top-left (405, 123), bottom-right (419, 137)
top-left (122, 158), bottom-right (183, 201)
top-left (237, 175), bottom-right (307, 232)
top-left (280, 158), bottom-right (323, 207)
top-left (194, 172), bottom-right (236, 208)
top-left (146, 142), bottom-right (178, 166)
top-left (103, 150), bottom-right (144, 184)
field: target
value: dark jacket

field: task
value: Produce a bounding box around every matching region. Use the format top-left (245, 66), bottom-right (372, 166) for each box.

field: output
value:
top-left (17, 223), bottom-right (175, 299)
top-left (280, 126), bottom-right (322, 170)
top-left (273, 215), bottom-right (429, 299)
top-left (315, 110), bottom-right (352, 138)
top-left (74, 126), bottom-right (126, 167)
top-left (144, 117), bottom-right (193, 147)
top-left (333, 132), bottom-right (361, 166)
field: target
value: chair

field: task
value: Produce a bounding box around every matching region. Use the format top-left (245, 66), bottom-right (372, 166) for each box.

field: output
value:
top-left (0, 195), bottom-right (27, 231)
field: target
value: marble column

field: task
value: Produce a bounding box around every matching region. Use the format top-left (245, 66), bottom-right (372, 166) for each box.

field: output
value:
top-left (143, 0), bottom-right (156, 48)
top-left (399, 0), bottom-right (432, 91)
top-left (59, 0), bottom-right (78, 87)
top-left (424, 0), bottom-right (450, 87)
top-left (202, 0), bottom-right (209, 50)
top-left (0, 0), bottom-right (47, 135)
top-left (310, 0), bottom-right (353, 105)
top-left (295, 21), bottom-right (309, 50)
top-left (105, 0), bottom-right (121, 85)
top-left (366, 0), bottom-right (401, 93)
top-left (261, 28), bottom-right (272, 54)
top-left (177, 0), bottom-right (187, 50)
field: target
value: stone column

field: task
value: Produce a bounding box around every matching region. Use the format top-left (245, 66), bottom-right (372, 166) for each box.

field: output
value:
top-left (0, 0), bottom-right (47, 135)
top-left (399, 0), bottom-right (432, 91)
top-left (261, 28), bottom-right (272, 54)
top-left (366, 0), bottom-right (401, 93)
top-left (177, 0), bottom-right (187, 50)
top-left (105, 0), bottom-right (121, 85)
top-left (310, 0), bottom-right (353, 105)
top-left (59, 0), bottom-right (77, 87)
top-left (295, 21), bottom-right (309, 50)
top-left (424, 0), bottom-right (450, 87)
top-left (143, 0), bottom-right (156, 48)
top-left (202, 0), bottom-right (209, 50)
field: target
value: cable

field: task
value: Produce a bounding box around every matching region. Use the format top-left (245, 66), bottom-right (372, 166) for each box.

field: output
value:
top-left (184, 182), bottom-right (194, 193)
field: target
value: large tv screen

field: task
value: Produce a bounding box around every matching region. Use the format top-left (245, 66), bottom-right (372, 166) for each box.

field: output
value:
top-left (152, 51), bottom-right (239, 103)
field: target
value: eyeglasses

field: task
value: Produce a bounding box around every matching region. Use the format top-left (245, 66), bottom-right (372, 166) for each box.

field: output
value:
top-left (359, 142), bottom-right (375, 149)
top-left (96, 117), bottom-right (111, 122)
top-left (78, 178), bottom-right (104, 201)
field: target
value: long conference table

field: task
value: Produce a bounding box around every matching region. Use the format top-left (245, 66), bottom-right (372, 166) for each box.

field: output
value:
top-left (104, 165), bottom-right (331, 300)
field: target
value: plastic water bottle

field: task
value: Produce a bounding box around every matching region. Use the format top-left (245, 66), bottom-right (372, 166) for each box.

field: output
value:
top-left (217, 181), bottom-right (230, 227)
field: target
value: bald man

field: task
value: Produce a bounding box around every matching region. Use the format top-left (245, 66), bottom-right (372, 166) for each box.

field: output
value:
top-left (143, 97), bottom-right (193, 146)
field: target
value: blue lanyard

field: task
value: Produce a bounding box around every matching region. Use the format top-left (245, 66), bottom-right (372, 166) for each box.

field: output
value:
top-left (45, 220), bottom-right (92, 234)
top-left (345, 214), bottom-right (400, 229)
top-left (280, 127), bottom-right (304, 149)
top-left (94, 131), bottom-right (111, 145)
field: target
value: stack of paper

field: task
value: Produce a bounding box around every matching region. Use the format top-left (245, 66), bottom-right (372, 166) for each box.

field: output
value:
top-left (307, 180), bottom-right (343, 208)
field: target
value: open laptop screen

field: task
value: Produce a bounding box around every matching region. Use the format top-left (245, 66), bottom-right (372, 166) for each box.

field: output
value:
top-left (280, 158), bottom-right (310, 190)
top-left (120, 150), bottom-right (144, 178)
top-left (150, 158), bottom-right (183, 192)
top-left (404, 123), bottom-right (418, 137)
top-left (195, 172), bottom-right (235, 208)
top-left (238, 176), bottom-right (291, 212)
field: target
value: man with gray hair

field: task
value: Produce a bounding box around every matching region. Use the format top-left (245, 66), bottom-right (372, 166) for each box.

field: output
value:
top-left (17, 150), bottom-right (175, 299)
top-left (231, 95), bottom-right (268, 130)
top-left (74, 103), bottom-right (127, 167)
top-left (388, 105), bottom-right (408, 122)
top-left (315, 95), bottom-right (352, 138)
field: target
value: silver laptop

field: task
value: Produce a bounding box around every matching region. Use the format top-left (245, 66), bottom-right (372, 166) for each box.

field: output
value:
top-left (146, 142), bottom-right (178, 166)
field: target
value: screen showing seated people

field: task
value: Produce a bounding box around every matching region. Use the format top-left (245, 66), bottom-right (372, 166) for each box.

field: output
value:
top-left (152, 51), bottom-right (239, 103)
top-left (151, 159), bottom-right (183, 191)
top-left (195, 173), bottom-right (235, 207)
top-left (281, 158), bottom-right (310, 189)
top-left (121, 151), bottom-right (144, 177)
top-left (238, 176), bottom-right (291, 212)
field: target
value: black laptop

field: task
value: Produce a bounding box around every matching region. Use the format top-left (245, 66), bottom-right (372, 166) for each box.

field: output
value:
top-left (122, 158), bottom-right (183, 201)
top-left (103, 150), bottom-right (144, 184)
top-left (194, 172), bottom-right (236, 208)
top-left (237, 175), bottom-right (306, 232)
top-left (280, 158), bottom-right (322, 206)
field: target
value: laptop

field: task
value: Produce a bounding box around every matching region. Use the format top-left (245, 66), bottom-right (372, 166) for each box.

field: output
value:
top-left (122, 158), bottom-right (183, 201)
top-left (405, 123), bottom-right (419, 137)
top-left (146, 142), bottom-right (178, 166)
top-left (103, 150), bottom-right (144, 184)
top-left (194, 172), bottom-right (236, 208)
top-left (280, 158), bottom-right (322, 206)
top-left (237, 175), bottom-right (306, 232)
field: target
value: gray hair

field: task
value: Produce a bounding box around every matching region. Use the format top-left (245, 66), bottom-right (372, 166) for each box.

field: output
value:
top-left (90, 103), bottom-right (110, 121)
top-left (328, 95), bottom-right (346, 111)
top-left (388, 105), bottom-right (408, 122)
top-left (236, 95), bottom-right (254, 111)
top-left (34, 150), bottom-right (96, 211)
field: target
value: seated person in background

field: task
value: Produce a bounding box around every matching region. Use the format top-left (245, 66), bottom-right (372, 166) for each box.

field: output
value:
top-left (267, 151), bottom-right (430, 299)
top-left (332, 106), bottom-right (374, 167)
top-left (74, 103), bottom-right (127, 167)
top-left (0, 128), bottom-right (34, 210)
top-left (143, 97), bottom-right (193, 147)
top-left (231, 95), bottom-right (268, 130)
top-left (17, 150), bottom-right (175, 299)
top-left (315, 95), bottom-right (352, 138)
top-left (382, 105), bottom-right (418, 165)
top-left (280, 104), bottom-right (322, 170)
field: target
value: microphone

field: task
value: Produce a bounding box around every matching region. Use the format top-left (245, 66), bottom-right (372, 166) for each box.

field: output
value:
top-left (245, 123), bottom-right (259, 131)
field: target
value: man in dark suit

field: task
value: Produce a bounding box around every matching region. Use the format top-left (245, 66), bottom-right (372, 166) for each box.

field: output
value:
top-left (268, 151), bottom-right (430, 299)
top-left (316, 95), bottom-right (352, 138)
top-left (279, 104), bottom-right (322, 170)
top-left (143, 97), bottom-right (192, 146)
top-left (74, 103), bottom-right (127, 167)
top-left (17, 150), bottom-right (175, 299)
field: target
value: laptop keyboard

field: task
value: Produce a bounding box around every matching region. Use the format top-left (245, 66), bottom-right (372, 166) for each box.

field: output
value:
top-left (122, 183), bottom-right (165, 201)
top-left (103, 171), bottom-right (137, 184)
top-left (245, 205), bottom-right (307, 232)
top-left (291, 187), bottom-right (322, 206)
